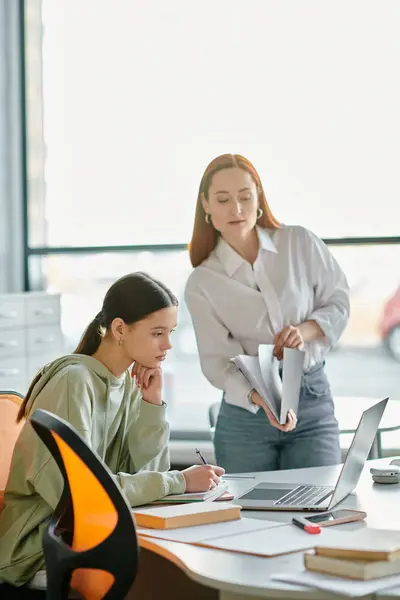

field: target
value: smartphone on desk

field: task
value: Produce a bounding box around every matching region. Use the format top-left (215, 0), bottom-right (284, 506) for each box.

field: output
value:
top-left (306, 509), bottom-right (367, 527)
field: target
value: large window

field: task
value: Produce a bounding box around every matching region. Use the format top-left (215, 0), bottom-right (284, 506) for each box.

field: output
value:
top-left (28, 0), bottom-right (400, 248)
top-left (24, 1), bottom-right (400, 448)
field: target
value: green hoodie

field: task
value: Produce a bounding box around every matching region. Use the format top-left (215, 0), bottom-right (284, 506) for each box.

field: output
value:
top-left (0, 354), bottom-right (186, 586)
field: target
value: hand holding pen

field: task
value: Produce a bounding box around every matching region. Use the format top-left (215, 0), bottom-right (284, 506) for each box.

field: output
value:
top-left (179, 450), bottom-right (225, 492)
top-left (195, 449), bottom-right (255, 479)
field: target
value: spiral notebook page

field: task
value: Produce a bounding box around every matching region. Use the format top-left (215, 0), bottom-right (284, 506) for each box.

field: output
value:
top-left (151, 481), bottom-right (229, 504)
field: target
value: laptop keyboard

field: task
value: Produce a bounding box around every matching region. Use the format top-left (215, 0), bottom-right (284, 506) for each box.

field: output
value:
top-left (274, 485), bottom-right (334, 507)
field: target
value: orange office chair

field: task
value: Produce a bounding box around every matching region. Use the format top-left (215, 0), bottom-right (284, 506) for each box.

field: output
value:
top-left (0, 390), bottom-right (24, 512)
top-left (29, 409), bottom-right (139, 600)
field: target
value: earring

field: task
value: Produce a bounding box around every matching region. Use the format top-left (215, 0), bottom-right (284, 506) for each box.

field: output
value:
top-left (205, 213), bottom-right (211, 225)
top-left (118, 338), bottom-right (123, 346)
top-left (257, 207), bottom-right (263, 219)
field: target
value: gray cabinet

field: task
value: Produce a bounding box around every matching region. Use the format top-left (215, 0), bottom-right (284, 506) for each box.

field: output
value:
top-left (0, 293), bottom-right (64, 394)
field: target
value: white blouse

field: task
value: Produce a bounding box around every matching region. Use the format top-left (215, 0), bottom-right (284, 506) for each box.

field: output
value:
top-left (184, 225), bottom-right (350, 413)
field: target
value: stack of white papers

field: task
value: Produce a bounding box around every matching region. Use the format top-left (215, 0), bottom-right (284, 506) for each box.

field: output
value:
top-left (138, 520), bottom-right (343, 557)
top-left (271, 570), bottom-right (400, 597)
top-left (231, 344), bottom-right (305, 424)
top-left (138, 517), bottom-right (284, 544)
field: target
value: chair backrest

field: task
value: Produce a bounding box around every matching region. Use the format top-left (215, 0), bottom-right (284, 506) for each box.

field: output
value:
top-left (0, 391), bottom-right (24, 508)
top-left (30, 409), bottom-right (139, 600)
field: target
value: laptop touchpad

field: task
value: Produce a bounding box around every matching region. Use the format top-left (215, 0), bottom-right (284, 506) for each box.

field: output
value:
top-left (240, 487), bottom-right (291, 501)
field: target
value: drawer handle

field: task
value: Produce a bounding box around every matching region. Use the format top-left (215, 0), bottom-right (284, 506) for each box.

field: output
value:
top-left (0, 311), bottom-right (18, 320)
top-left (34, 308), bottom-right (54, 316)
top-left (0, 368), bottom-right (20, 376)
top-left (0, 340), bottom-right (19, 348)
top-left (34, 336), bottom-right (55, 344)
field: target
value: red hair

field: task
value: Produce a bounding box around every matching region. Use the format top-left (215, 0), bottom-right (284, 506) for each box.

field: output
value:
top-left (188, 154), bottom-right (280, 267)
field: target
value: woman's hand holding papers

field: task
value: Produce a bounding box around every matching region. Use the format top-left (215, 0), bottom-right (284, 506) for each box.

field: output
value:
top-left (273, 325), bottom-right (304, 360)
top-left (273, 321), bottom-right (325, 360)
top-left (251, 391), bottom-right (297, 432)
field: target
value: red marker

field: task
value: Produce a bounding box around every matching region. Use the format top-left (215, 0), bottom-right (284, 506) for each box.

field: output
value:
top-left (292, 516), bottom-right (321, 534)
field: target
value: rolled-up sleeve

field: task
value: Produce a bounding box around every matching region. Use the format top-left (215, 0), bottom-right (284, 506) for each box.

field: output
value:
top-left (185, 284), bottom-right (258, 413)
top-left (117, 393), bottom-right (186, 506)
top-left (305, 229), bottom-right (350, 348)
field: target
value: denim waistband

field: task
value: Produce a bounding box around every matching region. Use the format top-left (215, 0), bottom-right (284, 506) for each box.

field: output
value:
top-left (279, 360), bottom-right (325, 378)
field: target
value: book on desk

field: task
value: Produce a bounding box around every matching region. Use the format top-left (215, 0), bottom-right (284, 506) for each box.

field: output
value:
top-left (305, 551), bottom-right (400, 580)
top-left (305, 527), bottom-right (400, 581)
top-left (133, 501), bottom-right (241, 529)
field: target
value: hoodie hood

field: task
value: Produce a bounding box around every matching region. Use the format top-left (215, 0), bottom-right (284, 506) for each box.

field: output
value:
top-left (25, 354), bottom-right (129, 463)
top-left (25, 354), bottom-right (125, 416)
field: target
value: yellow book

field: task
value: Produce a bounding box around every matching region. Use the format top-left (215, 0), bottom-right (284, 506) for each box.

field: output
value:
top-left (133, 501), bottom-right (241, 529)
top-left (315, 528), bottom-right (400, 562)
top-left (305, 551), bottom-right (400, 580)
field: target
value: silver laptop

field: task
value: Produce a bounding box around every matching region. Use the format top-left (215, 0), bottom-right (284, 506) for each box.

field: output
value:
top-left (234, 397), bottom-right (388, 512)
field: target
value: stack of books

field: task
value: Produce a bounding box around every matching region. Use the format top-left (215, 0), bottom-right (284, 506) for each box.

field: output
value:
top-left (305, 528), bottom-right (400, 580)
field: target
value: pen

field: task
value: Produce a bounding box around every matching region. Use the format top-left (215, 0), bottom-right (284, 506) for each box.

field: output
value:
top-left (222, 475), bottom-right (256, 479)
top-left (292, 516), bottom-right (321, 535)
top-left (195, 448), bottom-right (208, 465)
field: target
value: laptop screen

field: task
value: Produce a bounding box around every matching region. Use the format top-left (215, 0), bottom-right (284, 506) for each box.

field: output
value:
top-left (328, 397), bottom-right (388, 508)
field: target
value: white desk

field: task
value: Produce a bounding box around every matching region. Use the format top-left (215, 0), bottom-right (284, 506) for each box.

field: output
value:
top-left (129, 458), bottom-right (400, 600)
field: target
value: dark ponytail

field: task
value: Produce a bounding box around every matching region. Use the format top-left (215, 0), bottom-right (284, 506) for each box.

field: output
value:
top-left (73, 312), bottom-right (104, 355)
top-left (17, 272), bottom-right (178, 423)
top-left (17, 372), bottom-right (42, 422)
top-left (18, 314), bottom-right (104, 421)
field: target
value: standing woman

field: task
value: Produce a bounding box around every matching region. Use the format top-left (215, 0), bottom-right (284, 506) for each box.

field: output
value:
top-left (185, 154), bottom-right (350, 473)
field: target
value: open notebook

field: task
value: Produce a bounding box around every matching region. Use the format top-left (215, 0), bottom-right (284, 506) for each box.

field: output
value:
top-left (152, 481), bottom-right (229, 504)
top-left (231, 345), bottom-right (305, 424)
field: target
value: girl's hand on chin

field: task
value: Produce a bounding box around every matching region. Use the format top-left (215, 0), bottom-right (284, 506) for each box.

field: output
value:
top-left (132, 361), bottom-right (163, 405)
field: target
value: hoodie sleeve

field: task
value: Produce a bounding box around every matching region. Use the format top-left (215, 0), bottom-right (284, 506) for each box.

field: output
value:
top-left (26, 368), bottom-right (94, 511)
top-left (114, 388), bottom-right (186, 506)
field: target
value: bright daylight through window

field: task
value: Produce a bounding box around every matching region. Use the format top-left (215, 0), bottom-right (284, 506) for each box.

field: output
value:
top-left (24, 0), bottom-right (400, 442)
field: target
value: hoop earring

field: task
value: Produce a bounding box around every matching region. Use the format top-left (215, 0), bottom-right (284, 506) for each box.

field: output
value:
top-left (205, 213), bottom-right (211, 225)
top-left (257, 207), bottom-right (263, 219)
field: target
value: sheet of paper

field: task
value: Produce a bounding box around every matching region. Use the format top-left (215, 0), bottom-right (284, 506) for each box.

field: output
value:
top-left (197, 522), bottom-right (341, 557)
top-left (232, 345), bottom-right (304, 424)
top-left (280, 347), bottom-right (305, 421)
top-left (231, 354), bottom-right (280, 420)
top-left (137, 517), bottom-right (284, 544)
top-left (259, 344), bottom-right (282, 408)
top-left (151, 481), bottom-right (228, 503)
top-left (271, 570), bottom-right (400, 597)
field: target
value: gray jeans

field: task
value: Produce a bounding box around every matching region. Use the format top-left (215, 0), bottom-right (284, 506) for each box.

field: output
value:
top-left (214, 363), bottom-right (340, 473)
